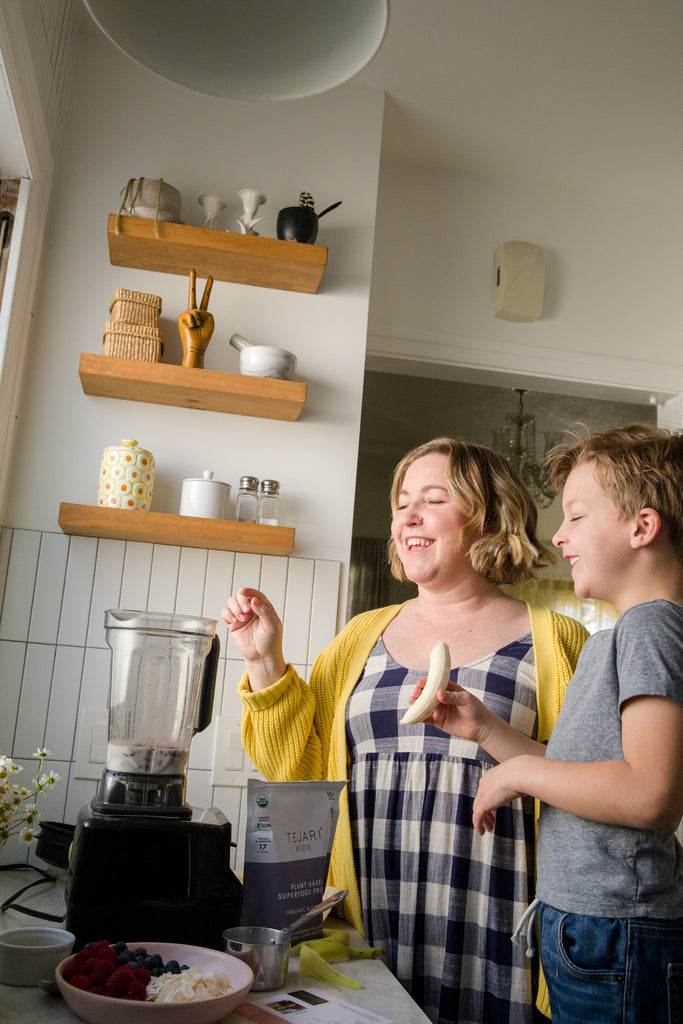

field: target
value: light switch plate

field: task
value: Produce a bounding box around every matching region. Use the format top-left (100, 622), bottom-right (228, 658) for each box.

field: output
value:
top-left (211, 716), bottom-right (262, 788)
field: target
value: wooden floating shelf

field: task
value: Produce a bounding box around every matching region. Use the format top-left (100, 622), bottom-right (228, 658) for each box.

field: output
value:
top-left (58, 503), bottom-right (296, 556)
top-left (79, 353), bottom-right (307, 421)
top-left (107, 214), bottom-right (327, 293)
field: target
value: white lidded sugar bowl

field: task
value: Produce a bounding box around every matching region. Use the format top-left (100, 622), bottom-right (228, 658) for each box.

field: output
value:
top-left (97, 439), bottom-right (155, 511)
top-left (179, 470), bottom-right (231, 519)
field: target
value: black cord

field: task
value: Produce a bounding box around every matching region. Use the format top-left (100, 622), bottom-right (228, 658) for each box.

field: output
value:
top-left (0, 863), bottom-right (65, 923)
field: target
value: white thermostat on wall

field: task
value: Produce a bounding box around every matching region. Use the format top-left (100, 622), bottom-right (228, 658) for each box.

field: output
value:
top-left (494, 240), bottom-right (545, 321)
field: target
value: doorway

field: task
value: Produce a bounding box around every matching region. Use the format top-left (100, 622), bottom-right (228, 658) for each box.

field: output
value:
top-left (347, 370), bottom-right (657, 621)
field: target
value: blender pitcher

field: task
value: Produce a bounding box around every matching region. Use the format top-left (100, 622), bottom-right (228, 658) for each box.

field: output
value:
top-left (95, 609), bottom-right (219, 815)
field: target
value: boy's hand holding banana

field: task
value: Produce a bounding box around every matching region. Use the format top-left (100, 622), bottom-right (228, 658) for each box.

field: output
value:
top-left (400, 640), bottom-right (451, 725)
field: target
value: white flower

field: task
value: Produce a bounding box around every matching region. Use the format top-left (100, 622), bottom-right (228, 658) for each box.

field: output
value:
top-left (0, 746), bottom-right (60, 851)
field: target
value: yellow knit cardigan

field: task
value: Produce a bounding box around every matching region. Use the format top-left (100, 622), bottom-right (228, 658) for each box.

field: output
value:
top-left (239, 602), bottom-right (588, 1019)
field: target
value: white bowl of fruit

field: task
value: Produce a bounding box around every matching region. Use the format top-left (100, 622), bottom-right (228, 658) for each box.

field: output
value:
top-left (55, 940), bottom-right (254, 1024)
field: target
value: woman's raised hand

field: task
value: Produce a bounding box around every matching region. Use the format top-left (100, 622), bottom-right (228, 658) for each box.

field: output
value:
top-left (221, 587), bottom-right (286, 689)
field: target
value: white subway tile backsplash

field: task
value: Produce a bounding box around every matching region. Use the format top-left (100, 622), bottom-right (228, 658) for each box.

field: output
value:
top-left (147, 544), bottom-right (180, 613)
top-left (119, 541), bottom-right (153, 611)
top-left (259, 555), bottom-right (288, 622)
top-left (44, 645), bottom-right (86, 760)
top-left (175, 546), bottom-right (209, 618)
top-left (79, 647), bottom-right (111, 709)
top-left (0, 640), bottom-right (25, 751)
top-left (13, 643), bottom-right (56, 757)
top-left (58, 535), bottom-right (97, 645)
top-left (0, 530), bottom-right (41, 641)
top-left (0, 531), bottom-right (341, 871)
top-left (282, 559), bottom-right (314, 665)
top-left (28, 532), bottom-right (69, 644)
top-left (309, 559), bottom-right (342, 662)
top-left (203, 549), bottom-right (235, 650)
top-left (221, 659), bottom-right (245, 717)
top-left (86, 539), bottom-right (126, 647)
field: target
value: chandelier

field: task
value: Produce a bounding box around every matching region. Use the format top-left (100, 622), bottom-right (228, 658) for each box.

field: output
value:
top-left (492, 389), bottom-right (562, 508)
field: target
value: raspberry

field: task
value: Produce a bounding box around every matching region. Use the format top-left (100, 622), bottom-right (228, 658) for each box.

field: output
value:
top-left (134, 967), bottom-right (151, 985)
top-left (89, 985), bottom-right (107, 995)
top-left (91, 961), bottom-right (115, 985)
top-left (69, 974), bottom-right (91, 990)
top-left (123, 979), bottom-right (147, 1001)
top-left (90, 939), bottom-right (111, 954)
top-left (105, 965), bottom-right (136, 997)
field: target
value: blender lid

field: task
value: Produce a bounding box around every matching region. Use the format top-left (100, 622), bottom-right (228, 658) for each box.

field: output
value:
top-left (105, 609), bottom-right (216, 635)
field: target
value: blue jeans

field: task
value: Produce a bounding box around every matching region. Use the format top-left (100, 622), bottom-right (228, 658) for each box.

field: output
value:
top-left (538, 902), bottom-right (683, 1023)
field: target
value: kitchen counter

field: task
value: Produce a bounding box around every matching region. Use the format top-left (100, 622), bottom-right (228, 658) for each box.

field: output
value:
top-left (0, 866), bottom-right (431, 1023)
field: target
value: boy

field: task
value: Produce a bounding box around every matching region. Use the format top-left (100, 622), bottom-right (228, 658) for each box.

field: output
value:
top-left (418, 424), bottom-right (683, 1023)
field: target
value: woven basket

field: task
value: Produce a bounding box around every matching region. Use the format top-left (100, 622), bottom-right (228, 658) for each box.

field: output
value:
top-left (109, 288), bottom-right (162, 327)
top-left (103, 321), bottom-right (163, 362)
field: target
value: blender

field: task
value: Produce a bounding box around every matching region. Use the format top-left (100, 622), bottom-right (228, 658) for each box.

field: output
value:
top-left (65, 610), bottom-right (242, 949)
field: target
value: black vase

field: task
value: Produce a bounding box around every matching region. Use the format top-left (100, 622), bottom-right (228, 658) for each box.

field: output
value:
top-left (276, 206), bottom-right (318, 244)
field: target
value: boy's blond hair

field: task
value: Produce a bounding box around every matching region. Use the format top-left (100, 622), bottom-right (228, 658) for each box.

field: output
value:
top-left (546, 423), bottom-right (683, 563)
top-left (387, 436), bottom-right (554, 585)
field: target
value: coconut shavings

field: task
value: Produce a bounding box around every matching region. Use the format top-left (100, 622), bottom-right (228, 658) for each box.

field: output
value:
top-left (146, 966), bottom-right (233, 1003)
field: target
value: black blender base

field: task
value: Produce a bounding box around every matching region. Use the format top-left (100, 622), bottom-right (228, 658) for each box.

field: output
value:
top-left (65, 813), bottom-right (242, 950)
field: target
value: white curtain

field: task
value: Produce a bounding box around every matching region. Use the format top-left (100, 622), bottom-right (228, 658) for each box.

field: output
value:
top-left (504, 579), bottom-right (617, 634)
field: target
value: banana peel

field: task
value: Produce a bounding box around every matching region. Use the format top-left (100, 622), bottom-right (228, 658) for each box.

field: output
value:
top-left (299, 941), bottom-right (364, 990)
top-left (293, 938), bottom-right (385, 963)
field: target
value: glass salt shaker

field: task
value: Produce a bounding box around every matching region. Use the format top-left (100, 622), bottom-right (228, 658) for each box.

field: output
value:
top-left (236, 475), bottom-right (259, 523)
top-left (258, 479), bottom-right (280, 526)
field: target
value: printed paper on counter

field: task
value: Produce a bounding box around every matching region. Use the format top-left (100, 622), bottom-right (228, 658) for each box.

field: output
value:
top-left (234, 986), bottom-right (393, 1024)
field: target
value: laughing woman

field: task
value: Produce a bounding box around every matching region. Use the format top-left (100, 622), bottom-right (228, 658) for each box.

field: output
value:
top-left (222, 437), bottom-right (588, 1024)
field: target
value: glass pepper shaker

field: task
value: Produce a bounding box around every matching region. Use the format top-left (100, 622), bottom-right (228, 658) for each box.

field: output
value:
top-left (258, 479), bottom-right (280, 526)
top-left (236, 475), bottom-right (259, 523)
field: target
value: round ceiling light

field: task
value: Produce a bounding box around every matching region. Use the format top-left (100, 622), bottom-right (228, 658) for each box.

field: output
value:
top-left (83, 0), bottom-right (389, 101)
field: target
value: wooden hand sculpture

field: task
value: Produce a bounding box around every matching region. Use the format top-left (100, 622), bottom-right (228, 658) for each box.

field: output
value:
top-left (178, 268), bottom-right (214, 368)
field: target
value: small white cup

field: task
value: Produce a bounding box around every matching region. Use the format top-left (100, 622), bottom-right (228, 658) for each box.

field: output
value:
top-left (0, 926), bottom-right (75, 986)
top-left (179, 471), bottom-right (231, 519)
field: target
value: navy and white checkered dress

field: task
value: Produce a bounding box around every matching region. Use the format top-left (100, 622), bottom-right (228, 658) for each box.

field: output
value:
top-left (346, 633), bottom-right (537, 1024)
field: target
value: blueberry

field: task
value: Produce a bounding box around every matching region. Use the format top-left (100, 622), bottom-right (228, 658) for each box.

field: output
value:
top-left (164, 960), bottom-right (181, 974)
top-left (134, 947), bottom-right (147, 957)
top-left (112, 941), bottom-right (128, 953)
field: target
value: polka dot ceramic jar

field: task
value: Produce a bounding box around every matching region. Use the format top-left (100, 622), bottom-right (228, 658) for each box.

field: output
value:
top-left (97, 439), bottom-right (155, 510)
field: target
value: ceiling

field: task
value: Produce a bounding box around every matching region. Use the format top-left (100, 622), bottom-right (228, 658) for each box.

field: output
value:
top-left (66, 0), bottom-right (683, 213)
top-left (355, 0), bottom-right (683, 211)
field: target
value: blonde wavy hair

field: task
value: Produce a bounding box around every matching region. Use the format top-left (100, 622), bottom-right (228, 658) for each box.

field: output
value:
top-left (387, 436), bottom-right (554, 586)
top-left (546, 423), bottom-right (683, 564)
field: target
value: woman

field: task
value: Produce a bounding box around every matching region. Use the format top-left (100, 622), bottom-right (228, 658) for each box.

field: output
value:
top-left (222, 437), bottom-right (588, 1024)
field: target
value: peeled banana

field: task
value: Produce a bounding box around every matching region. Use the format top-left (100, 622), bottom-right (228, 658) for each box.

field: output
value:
top-left (299, 941), bottom-right (364, 989)
top-left (399, 640), bottom-right (451, 724)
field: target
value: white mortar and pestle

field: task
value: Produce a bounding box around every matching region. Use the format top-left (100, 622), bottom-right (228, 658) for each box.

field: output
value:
top-left (229, 333), bottom-right (297, 381)
top-left (222, 889), bottom-right (348, 991)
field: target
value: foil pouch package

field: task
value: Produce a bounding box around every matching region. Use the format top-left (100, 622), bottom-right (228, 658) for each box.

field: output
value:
top-left (241, 779), bottom-right (346, 941)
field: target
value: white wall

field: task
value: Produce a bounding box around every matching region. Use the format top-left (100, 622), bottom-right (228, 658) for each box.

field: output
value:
top-left (367, 164), bottom-right (683, 403)
top-left (4, 33), bottom-right (385, 570)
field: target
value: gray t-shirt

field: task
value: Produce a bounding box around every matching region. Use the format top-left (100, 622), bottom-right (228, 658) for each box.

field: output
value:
top-left (536, 599), bottom-right (683, 918)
